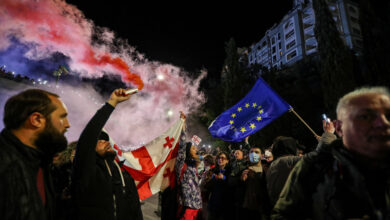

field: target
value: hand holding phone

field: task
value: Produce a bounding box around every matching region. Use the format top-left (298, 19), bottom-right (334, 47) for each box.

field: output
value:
top-left (322, 114), bottom-right (331, 123)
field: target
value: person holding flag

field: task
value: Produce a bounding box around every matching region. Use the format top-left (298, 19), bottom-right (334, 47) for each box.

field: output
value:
top-left (174, 112), bottom-right (203, 220)
top-left (71, 88), bottom-right (143, 220)
top-left (209, 77), bottom-right (291, 143)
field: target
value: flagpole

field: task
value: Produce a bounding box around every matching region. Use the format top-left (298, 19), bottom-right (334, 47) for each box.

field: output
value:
top-left (289, 108), bottom-right (320, 140)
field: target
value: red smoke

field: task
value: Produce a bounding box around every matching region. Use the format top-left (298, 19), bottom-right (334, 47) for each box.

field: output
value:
top-left (0, 0), bottom-right (144, 89)
top-left (83, 48), bottom-right (144, 89)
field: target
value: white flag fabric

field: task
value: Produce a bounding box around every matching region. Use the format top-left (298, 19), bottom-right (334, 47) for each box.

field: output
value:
top-left (109, 118), bottom-right (184, 200)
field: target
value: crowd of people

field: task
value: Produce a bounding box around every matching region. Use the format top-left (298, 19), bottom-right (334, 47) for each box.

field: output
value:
top-left (0, 85), bottom-right (389, 220)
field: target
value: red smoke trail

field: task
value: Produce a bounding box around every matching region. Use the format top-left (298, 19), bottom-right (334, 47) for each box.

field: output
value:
top-left (0, 0), bottom-right (144, 89)
top-left (83, 48), bottom-right (144, 90)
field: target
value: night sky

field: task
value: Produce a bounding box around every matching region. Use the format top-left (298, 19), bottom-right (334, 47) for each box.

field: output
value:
top-left (67, 1), bottom-right (292, 74)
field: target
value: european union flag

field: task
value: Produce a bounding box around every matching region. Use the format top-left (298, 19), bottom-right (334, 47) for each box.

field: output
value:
top-left (209, 77), bottom-right (291, 142)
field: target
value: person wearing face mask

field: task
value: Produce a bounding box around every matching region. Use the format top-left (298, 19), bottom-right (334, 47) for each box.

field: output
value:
top-left (241, 147), bottom-right (271, 220)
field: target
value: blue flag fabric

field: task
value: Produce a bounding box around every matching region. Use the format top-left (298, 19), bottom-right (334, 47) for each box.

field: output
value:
top-left (209, 77), bottom-right (291, 142)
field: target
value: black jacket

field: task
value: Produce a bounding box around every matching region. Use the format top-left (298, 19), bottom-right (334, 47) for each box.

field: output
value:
top-left (71, 103), bottom-right (143, 220)
top-left (0, 129), bottom-right (55, 220)
top-left (272, 139), bottom-right (390, 220)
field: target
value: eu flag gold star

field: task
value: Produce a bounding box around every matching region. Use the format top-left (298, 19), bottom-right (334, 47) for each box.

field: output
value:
top-left (256, 116), bottom-right (262, 121)
top-left (240, 127), bottom-right (246, 133)
top-left (237, 107), bottom-right (242, 112)
top-left (250, 123), bottom-right (256, 129)
top-left (245, 103), bottom-right (250, 108)
top-left (259, 109), bottom-right (264, 114)
top-left (229, 120), bottom-right (234, 124)
top-left (231, 113), bottom-right (236, 118)
top-left (252, 103), bottom-right (257, 108)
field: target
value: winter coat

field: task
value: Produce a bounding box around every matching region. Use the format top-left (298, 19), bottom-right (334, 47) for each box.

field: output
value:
top-left (0, 129), bottom-right (55, 220)
top-left (71, 103), bottom-right (142, 220)
top-left (175, 140), bottom-right (202, 210)
top-left (272, 139), bottom-right (390, 220)
top-left (267, 155), bottom-right (301, 207)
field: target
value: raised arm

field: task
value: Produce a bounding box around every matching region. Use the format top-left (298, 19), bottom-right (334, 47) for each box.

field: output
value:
top-left (175, 112), bottom-right (187, 181)
top-left (72, 88), bottom-right (133, 191)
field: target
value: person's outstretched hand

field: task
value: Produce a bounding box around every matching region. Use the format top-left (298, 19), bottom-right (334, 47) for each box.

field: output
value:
top-left (107, 88), bottom-right (132, 107)
top-left (323, 119), bottom-right (335, 134)
top-left (180, 111), bottom-right (186, 120)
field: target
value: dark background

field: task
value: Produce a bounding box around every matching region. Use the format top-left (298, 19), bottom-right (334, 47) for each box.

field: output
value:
top-left (66, 1), bottom-right (292, 74)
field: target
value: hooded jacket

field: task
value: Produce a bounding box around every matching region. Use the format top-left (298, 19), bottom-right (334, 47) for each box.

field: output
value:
top-left (71, 103), bottom-right (142, 220)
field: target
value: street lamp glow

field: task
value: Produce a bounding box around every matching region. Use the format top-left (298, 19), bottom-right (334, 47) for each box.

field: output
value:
top-left (157, 74), bottom-right (164, 80)
top-left (167, 110), bottom-right (173, 117)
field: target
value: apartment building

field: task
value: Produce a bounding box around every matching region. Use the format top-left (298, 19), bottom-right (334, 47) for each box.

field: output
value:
top-left (247, 0), bottom-right (362, 70)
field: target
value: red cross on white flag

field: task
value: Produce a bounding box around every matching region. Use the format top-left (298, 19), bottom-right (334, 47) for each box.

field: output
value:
top-left (191, 135), bottom-right (202, 146)
top-left (109, 118), bottom-right (185, 201)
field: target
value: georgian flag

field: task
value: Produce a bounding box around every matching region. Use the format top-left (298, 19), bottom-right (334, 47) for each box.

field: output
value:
top-left (109, 118), bottom-right (185, 200)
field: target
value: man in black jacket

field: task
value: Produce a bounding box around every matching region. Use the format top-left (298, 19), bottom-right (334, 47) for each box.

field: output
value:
top-left (71, 88), bottom-right (143, 220)
top-left (0, 89), bottom-right (71, 220)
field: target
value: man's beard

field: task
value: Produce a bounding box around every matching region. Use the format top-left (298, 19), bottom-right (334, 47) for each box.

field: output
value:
top-left (35, 118), bottom-right (68, 160)
top-left (103, 150), bottom-right (117, 161)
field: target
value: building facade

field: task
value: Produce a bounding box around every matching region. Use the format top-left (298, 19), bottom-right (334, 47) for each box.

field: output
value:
top-left (247, 0), bottom-right (362, 70)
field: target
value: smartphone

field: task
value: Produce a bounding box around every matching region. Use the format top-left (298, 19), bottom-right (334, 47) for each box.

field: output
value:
top-left (322, 114), bottom-right (331, 123)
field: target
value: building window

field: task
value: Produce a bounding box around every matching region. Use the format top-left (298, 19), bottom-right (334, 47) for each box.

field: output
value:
top-left (285, 30), bottom-right (295, 40)
top-left (262, 41), bottom-right (267, 47)
top-left (286, 40), bottom-right (296, 50)
top-left (284, 22), bottom-right (290, 30)
top-left (303, 12), bottom-right (311, 19)
top-left (305, 44), bottom-right (316, 51)
top-left (273, 55), bottom-right (277, 62)
top-left (278, 42), bottom-right (282, 50)
top-left (272, 46), bottom-right (276, 54)
top-left (303, 23), bottom-right (314, 29)
top-left (286, 50), bottom-right (297, 61)
top-left (278, 33), bottom-right (281, 40)
top-left (272, 37), bottom-right (275, 45)
top-left (284, 20), bottom-right (294, 30)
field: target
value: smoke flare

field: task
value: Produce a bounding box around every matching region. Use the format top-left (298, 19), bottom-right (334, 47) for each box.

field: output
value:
top-left (0, 0), bottom-right (207, 147)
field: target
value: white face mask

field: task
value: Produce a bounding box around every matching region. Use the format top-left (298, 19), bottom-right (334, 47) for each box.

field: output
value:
top-left (249, 152), bottom-right (260, 163)
top-left (197, 161), bottom-right (204, 174)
